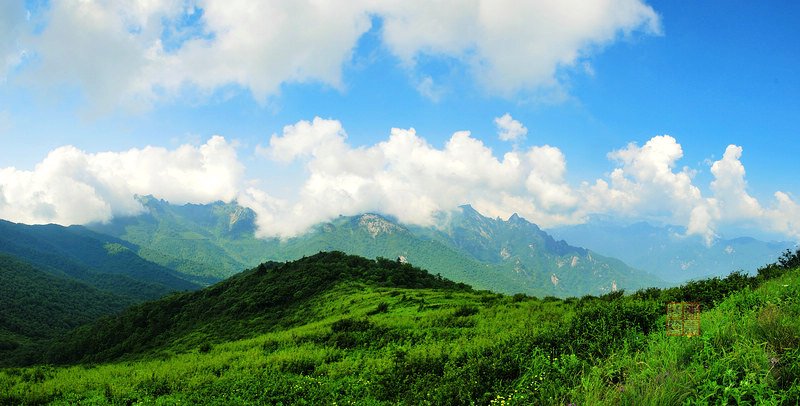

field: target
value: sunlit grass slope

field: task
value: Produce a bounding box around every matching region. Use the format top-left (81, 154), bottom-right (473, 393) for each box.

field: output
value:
top-left (1, 251), bottom-right (798, 405)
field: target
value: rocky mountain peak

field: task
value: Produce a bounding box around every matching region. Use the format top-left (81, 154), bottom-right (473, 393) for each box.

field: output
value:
top-left (358, 214), bottom-right (403, 237)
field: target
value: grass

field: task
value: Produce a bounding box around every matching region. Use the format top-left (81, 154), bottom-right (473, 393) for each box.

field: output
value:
top-left (1, 257), bottom-right (798, 405)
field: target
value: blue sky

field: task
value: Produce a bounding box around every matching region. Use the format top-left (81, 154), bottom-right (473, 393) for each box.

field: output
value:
top-left (0, 0), bottom-right (798, 242)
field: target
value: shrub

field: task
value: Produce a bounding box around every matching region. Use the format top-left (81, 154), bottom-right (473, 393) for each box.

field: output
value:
top-left (368, 302), bottom-right (390, 315)
top-left (452, 305), bottom-right (479, 317)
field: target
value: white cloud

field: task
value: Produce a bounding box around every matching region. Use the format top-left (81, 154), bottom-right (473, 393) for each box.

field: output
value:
top-left (588, 135), bottom-right (702, 218)
top-left (246, 122), bottom-right (800, 241)
top-left (1, 117), bottom-right (797, 242)
top-left (582, 137), bottom-right (800, 242)
top-left (248, 117), bottom-right (581, 237)
top-left (8, 0), bottom-right (659, 110)
top-left (22, 0), bottom-right (183, 112)
top-left (0, 0), bottom-right (26, 79)
top-left (495, 113), bottom-right (528, 141)
top-left (415, 76), bottom-right (445, 102)
top-left (18, 0), bottom-right (372, 112)
top-left (710, 145), bottom-right (763, 220)
top-left (377, 0), bottom-right (661, 96)
top-left (766, 192), bottom-right (800, 239)
top-left (0, 136), bottom-right (243, 225)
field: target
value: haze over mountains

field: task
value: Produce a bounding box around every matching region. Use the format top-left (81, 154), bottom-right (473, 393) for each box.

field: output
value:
top-left (550, 221), bottom-right (795, 283)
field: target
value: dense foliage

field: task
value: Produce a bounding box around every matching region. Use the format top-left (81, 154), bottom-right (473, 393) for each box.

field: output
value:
top-left (2, 249), bottom-right (797, 404)
top-left (0, 254), bottom-right (132, 366)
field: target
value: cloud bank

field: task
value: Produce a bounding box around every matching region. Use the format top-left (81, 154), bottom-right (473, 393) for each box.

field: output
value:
top-left (0, 136), bottom-right (242, 225)
top-left (5, 0), bottom-right (659, 110)
top-left (1, 118), bottom-right (797, 242)
top-left (250, 119), bottom-right (799, 241)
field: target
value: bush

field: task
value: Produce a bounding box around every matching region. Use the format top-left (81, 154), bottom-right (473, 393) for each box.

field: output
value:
top-left (452, 305), bottom-right (479, 317)
top-left (367, 302), bottom-right (390, 315)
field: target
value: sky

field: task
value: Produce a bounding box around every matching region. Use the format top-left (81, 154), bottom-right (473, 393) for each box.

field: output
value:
top-left (0, 0), bottom-right (798, 243)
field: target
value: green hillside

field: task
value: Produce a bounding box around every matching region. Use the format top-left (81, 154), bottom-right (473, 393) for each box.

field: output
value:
top-left (0, 219), bottom-right (200, 300)
top-left (2, 250), bottom-right (797, 405)
top-left (40, 252), bottom-right (468, 365)
top-left (0, 254), bottom-right (133, 366)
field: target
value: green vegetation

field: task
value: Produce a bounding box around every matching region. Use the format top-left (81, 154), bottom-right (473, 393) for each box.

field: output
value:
top-left (0, 254), bottom-right (132, 365)
top-left (38, 252), bottom-right (468, 365)
top-left (88, 196), bottom-right (269, 280)
top-left (0, 219), bottom-right (199, 301)
top-left (2, 249), bottom-right (797, 404)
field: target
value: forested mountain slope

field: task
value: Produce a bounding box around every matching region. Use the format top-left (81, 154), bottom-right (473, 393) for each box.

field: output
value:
top-left (0, 219), bottom-right (200, 300)
top-left (0, 254), bottom-right (132, 366)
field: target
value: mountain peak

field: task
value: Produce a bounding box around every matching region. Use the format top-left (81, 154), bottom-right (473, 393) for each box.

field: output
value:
top-left (357, 213), bottom-right (403, 237)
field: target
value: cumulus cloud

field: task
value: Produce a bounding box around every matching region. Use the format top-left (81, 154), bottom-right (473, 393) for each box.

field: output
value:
top-left (244, 122), bottom-right (800, 241)
top-left (710, 145), bottom-right (763, 220)
top-left (0, 136), bottom-right (243, 225)
top-left (247, 117), bottom-right (582, 237)
top-left (495, 113), bottom-right (528, 141)
top-left (581, 137), bottom-right (800, 243)
top-left (587, 135), bottom-right (702, 216)
top-left (18, 0), bottom-right (371, 111)
top-left (1, 118), bottom-right (797, 242)
top-left (7, 0), bottom-right (659, 110)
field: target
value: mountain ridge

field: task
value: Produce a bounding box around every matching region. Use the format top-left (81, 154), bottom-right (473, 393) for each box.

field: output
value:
top-left (87, 198), bottom-right (663, 297)
top-left (0, 219), bottom-right (200, 300)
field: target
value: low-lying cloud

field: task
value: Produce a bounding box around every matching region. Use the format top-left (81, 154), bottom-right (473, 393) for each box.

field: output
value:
top-left (251, 118), bottom-right (799, 241)
top-left (1, 117), bottom-right (797, 242)
top-left (0, 136), bottom-right (242, 225)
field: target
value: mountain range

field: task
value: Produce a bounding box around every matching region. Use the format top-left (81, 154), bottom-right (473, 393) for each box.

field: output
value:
top-left (87, 196), bottom-right (663, 297)
top-left (549, 220), bottom-right (795, 283)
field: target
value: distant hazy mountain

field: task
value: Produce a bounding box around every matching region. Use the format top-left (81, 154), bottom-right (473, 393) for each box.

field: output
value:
top-left (548, 221), bottom-right (795, 283)
top-left (91, 197), bottom-right (663, 297)
top-left (0, 219), bottom-right (200, 301)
